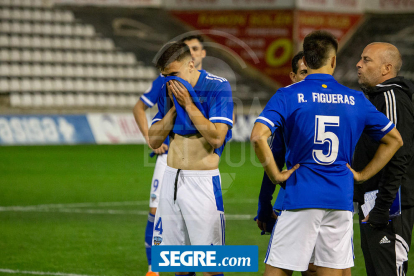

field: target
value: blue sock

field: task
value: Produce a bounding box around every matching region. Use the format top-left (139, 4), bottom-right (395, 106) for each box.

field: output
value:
top-left (145, 213), bottom-right (155, 265)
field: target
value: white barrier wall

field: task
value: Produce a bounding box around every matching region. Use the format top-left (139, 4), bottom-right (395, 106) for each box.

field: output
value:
top-left (0, 114), bottom-right (255, 145)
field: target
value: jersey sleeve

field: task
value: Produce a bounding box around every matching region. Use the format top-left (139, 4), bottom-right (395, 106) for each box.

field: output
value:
top-left (255, 90), bottom-right (286, 134)
top-left (208, 81), bottom-right (234, 127)
top-left (363, 96), bottom-right (395, 141)
top-left (140, 75), bottom-right (164, 108)
top-left (151, 86), bottom-right (170, 126)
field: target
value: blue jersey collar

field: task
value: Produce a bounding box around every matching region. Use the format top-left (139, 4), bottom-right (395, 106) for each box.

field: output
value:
top-left (305, 73), bottom-right (336, 81)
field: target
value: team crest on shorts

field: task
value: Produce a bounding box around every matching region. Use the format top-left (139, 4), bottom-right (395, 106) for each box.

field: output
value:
top-left (153, 236), bottom-right (162, 245)
top-left (151, 193), bottom-right (157, 201)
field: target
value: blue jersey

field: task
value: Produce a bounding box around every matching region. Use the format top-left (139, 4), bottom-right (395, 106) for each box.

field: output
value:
top-left (256, 74), bottom-right (394, 211)
top-left (152, 70), bottom-right (233, 157)
top-left (140, 74), bottom-right (169, 147)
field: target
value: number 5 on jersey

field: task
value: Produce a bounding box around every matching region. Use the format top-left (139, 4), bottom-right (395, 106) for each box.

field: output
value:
top-left (313, 115), bottom-right (340, 165)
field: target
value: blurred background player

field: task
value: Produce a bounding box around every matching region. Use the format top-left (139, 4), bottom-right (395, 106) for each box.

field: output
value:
top-left (251, 30), bottom-right (403, 276)
top-left (353, 42), bottom-right (414, 276)
top-left (133, 35), bottom-right (206, 276)
top-left (148, 41), bottom-right (233, 276)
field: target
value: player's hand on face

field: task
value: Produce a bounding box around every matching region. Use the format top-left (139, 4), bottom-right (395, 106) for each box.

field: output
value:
top-left (274, 164), bottom-right (300, 184)
top-left (153, 143), bottom-right (168, 155)
top-left (346, 163), bottom-right (365, 184)
top-left (167, 82), bottom-right (175, 107)
top-left (168, 80), bottom-right (192, 108)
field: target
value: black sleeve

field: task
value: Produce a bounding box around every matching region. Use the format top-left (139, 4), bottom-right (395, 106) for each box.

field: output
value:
top-left (369, 91), bottom-right (412, 226)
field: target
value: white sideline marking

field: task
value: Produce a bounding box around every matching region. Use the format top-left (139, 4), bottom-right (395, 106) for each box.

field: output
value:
top-left (0, 201), bottom-right (361, 223)
top-left (0, 199), bottom-right (254, 211)
top-left (0, 206), bottom-right (254, 220)
top-left (0, 200), bottom-right (256, 220)
top-left (20, 201), bottom-right (150, 209)
top-left (0, 207), bottom-right (149, 216)
top-left (0, 268), bottom-right (100, 276)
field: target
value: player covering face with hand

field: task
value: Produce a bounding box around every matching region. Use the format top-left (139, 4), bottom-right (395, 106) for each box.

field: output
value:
top-left (133, 35), bottom-right (206, 276)
top-left (148, 41), bottom-right (233, 276)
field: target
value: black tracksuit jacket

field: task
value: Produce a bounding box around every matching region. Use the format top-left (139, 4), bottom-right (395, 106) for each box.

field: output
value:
top-left (353, 77), bottom-right (414, 225)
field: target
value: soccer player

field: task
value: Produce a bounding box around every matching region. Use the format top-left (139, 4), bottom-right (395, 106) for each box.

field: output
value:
top-left (133, 35), bottom-right (206, 276)
top-left (251, 30), bottom-right (403, 276)
top-left (353, 42), bottom-right (414, 276)
top-left (148, 41), bottom-right (233, 276)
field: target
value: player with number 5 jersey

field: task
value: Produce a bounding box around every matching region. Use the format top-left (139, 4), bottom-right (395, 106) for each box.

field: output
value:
top-left (251, 31), bottom-right (403, 276)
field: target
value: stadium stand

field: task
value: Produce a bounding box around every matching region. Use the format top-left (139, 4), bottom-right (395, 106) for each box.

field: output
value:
top-left (0, 0), bottom-right (159, 112)
top-left (0, 1), bottom-right (275, 114)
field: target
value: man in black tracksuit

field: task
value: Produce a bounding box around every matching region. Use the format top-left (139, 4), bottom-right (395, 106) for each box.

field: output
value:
top-left (353, 42), bottom-right (414, 276)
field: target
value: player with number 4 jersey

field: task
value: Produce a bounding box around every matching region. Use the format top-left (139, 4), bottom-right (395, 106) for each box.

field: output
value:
top-left (251, 31), bottom-right (403, 276)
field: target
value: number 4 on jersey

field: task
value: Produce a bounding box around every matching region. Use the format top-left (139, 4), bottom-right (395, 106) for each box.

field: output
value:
top-left (313, 115), bottom-right (340, 165)
top-left (155, 217), bottom-right (163, 234)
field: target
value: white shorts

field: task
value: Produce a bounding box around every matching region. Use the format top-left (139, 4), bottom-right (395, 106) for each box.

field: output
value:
top-left (149, 154), bottom-right (167, 208)
top-left (265, 209), bottom-right (354, 271)
top-left (152, 166), bottom-right (225, 246)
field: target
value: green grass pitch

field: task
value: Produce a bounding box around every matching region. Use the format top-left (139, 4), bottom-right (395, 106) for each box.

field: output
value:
top-left (0, 143), bottom-right (413, 276)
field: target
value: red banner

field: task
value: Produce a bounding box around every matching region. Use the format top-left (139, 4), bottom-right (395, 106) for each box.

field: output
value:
top-left (171, 10), bottom-right (295, 87)
top-left (296, 11), bottom-right (363, 43)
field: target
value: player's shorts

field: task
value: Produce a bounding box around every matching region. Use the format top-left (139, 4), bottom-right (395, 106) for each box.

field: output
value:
top-left (152, 166), bottom-right (225, 246)
top-left (265, 209), bottom-right (354, 271)
top-left (149, 153), bottom-right (167, 208)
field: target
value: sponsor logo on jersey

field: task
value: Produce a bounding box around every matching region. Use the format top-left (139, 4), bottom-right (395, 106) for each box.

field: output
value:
top-left (154, 236), bottom-right (163, 246)
top-left (151, 193), bottom-right (157, 201)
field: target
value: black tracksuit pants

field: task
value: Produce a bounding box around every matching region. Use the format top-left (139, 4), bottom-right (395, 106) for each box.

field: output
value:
top-left (359, 206), bottom-right (414, 276)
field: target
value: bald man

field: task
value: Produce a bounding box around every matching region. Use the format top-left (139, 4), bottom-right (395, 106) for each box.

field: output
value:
top-left (353, 42), bottom-right (414, 276)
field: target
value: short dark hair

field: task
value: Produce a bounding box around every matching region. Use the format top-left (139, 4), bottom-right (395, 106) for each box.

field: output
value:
top-left (155, 41), bottom-right (191, 71)
top-left (181, 35), bottom-right (204, 46)
top-left (292, 51), bottom-right (305, 74)
top-left (303, 31), bottom-right (338, 70)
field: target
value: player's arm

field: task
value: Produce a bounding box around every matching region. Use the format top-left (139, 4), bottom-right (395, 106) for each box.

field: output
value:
top-left (133, 100), bottom-right (168, 154)
top-left (185, 104), bottom-right (229, 149)
top-left (348, 127), bottom-right (403, 183)
top-left (168, 80), bottom-right (229, 149)
top-left (250, 122), bottom-right (299, 184)
top-left (148, 85), bottom-right (176, 150)
top-left (148, 106), bottom-right (176, 149)
top-left (133, 100), bottom-right (150, 144)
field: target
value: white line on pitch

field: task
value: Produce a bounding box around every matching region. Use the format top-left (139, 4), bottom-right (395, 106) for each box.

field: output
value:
top-left (0, 199), bottom-right (255, 211)
top-left (0, 206), bottom-right (254, 220)
top-left (18, 201), bottom-right (150, 209)
top-left (0, 268), bottom-right (101, 276)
